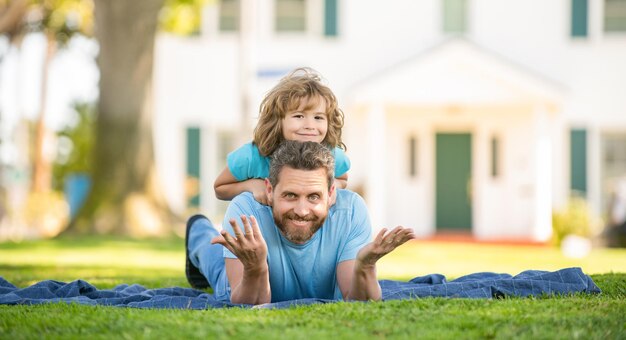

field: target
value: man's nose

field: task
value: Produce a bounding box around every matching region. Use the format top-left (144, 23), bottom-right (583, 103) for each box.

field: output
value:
top-left (294, 199), bottom-right (310, 216)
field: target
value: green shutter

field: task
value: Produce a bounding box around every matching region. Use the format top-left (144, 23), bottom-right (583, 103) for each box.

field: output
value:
top-left (324, 0), bottom-right (338, 36)
top-left (570, 129), bottom-right (587, 197)
top-left (571, 0), bottom-right (588, 37)
top-left (186, 127), bottom-right (201, 208)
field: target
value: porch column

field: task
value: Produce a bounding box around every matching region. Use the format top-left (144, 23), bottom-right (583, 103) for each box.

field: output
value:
top-left (533, 105), bottom-right (553, 241)
top-left (588, 125), bottom-right (601, 215)
top-left (366, 101), bottom-right (386, 232)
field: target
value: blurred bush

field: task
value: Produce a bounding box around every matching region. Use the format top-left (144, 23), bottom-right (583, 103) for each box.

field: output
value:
top-left (552, 195), bottom-right (603, 246)
top-left (23, 190), bottom-right (69, 238)
top-left (52, 102), bottom-right (96, 192)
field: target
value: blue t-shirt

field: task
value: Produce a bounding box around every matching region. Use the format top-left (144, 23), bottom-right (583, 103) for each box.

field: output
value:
top-left (222, 190), bottom-right (372, 302)
top-left (227, 142), bottom-right (350, 181)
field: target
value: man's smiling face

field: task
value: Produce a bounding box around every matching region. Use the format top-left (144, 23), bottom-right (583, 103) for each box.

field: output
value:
top-left (266, 166), bottom-right (334, 244)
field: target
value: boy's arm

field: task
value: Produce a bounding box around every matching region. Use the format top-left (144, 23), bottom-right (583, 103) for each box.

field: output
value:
top-left (335, 173), bottom-right (348, 189)
top-left (214, 167), bottom-right (268, 204)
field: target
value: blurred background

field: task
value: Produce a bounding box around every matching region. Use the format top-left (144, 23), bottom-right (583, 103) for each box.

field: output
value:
top-left (0, 0), bottom-right (625, 257)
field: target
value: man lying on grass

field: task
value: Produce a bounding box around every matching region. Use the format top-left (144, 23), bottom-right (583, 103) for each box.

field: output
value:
top-left (186, 141), bottom-right (415, 305)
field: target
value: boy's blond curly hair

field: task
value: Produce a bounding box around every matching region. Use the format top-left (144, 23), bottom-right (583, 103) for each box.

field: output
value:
top-left (253, 67), bottom-right (345, 156)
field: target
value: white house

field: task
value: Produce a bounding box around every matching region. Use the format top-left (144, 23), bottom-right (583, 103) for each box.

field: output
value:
top-left (153, 0), bottom-right (626, 241)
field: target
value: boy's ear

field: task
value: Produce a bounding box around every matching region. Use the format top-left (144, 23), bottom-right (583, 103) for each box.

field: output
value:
top-left (265, 178), bottom-right (273, 205)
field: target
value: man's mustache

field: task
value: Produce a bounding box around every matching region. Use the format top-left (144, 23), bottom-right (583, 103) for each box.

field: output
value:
top-left (284, 212), bottom-right (317, 222)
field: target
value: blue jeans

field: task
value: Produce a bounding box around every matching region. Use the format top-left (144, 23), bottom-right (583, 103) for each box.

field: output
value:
top-left (187, 217), bottom-right (231, 301)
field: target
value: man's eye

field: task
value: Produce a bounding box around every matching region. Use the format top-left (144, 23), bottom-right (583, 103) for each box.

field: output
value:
top-left (285, 193), bottom-right (296, 199)
top-left (309, 194), bottom-right (320, 201)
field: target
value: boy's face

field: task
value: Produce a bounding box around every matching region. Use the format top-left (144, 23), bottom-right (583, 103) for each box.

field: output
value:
top-left (281, 97), bottom-right (328, 144)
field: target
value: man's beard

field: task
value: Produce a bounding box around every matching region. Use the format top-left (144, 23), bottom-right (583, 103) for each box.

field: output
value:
top-left (273, 210), bottom-right (326, 244)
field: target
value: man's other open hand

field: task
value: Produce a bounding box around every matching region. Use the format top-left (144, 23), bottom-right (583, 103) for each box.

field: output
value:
top-left (356, 226), bottom-right (416, 268)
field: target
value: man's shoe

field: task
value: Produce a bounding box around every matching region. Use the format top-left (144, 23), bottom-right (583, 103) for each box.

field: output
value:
top-left (185, 214), bottom-right (211, 289)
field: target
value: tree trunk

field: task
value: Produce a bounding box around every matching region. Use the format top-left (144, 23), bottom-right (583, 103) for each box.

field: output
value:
top-left (31, 32), bottom-right (55, 193)
top-left (69, 0), bottom-right (174, 237)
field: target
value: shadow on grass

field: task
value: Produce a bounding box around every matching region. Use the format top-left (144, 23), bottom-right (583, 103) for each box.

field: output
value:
top-left (0, 264), bottom-right (193, 290)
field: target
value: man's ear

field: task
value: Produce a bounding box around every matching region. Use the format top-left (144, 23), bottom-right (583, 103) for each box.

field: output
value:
top-left (328, 179), bottom-right (336, 198)
top-left (265, 178), bottom-right (273, 205)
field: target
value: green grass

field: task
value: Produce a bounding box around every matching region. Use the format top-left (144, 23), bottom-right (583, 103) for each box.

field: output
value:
top-left (0, 237), bottom-right (625, 339)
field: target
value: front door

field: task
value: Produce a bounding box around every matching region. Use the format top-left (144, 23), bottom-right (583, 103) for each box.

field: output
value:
top-left (435, 133), bottom-right (472, 231)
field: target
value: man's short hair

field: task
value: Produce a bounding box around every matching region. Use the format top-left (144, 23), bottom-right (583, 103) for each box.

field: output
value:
top-left (269, 141), bottom-right (335, 189)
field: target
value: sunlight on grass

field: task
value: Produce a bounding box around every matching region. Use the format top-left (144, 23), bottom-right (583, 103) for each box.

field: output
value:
top-left (1, 237), bottom-right (625, 286)
top-left (3, 248), bottom-right (182, 270)
top-left (378, 240), bottom-right (626, 280)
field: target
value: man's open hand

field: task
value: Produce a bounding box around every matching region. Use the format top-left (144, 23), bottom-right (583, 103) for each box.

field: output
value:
top-left (356, 226), bottom-right (416, 268)
top-left (211, 215), bottom-right (268, 273)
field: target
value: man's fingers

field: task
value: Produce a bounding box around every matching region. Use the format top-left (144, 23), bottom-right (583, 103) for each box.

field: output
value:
top-left (242, 215), bottom-right (254, 239)
top-left (375, 228), bottom-right (387, 244)
top-left (391, 228), bottom-right (416, 246)
top-left (211, 235), bottom-right (236, 254)
top-left (210, 235), bottom-right (224, 245)
top-left (250, 215), bottom-right (263, 239)
top-left (230, 217), bottom-right (246, 239)
top-left (381, 227), bottom-right (414, 247)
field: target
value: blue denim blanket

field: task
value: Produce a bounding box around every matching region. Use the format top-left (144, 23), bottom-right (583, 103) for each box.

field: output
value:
top-left (0, 267), bottom-right (600, 309)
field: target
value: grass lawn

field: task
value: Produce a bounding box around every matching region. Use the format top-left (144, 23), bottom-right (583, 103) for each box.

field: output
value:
top-left (0, 237), bottom-right (625, 339)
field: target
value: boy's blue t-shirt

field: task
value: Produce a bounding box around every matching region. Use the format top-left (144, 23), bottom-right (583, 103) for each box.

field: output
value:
top-left (222, 190), bottom-right (372, 302)
top-left (227, 142), bottom-right (350, 181)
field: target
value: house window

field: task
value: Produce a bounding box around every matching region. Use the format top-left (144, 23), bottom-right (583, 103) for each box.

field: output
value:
top-left (442, 0), bottom-right (468, 34)
top-left (601, 133), bottom-right (626, 213)
top-left (219, 0), bottom-right (239, 32)
top-left (490, 136), bottom-right (499, 178)
top-left (408, 136), bottom-right (418, 177)
top-left (605, 0), bottom-right (626, 32)
top-left (276, 0), bottom-right (306, 32)
top-left (571, 0), bottom-right (589, 37)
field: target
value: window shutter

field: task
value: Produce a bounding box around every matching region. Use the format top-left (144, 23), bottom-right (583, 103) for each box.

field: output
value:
top-left (324, 0), bottom-right (338, 36)
top-left (571, 0), bottom-right (588, 37)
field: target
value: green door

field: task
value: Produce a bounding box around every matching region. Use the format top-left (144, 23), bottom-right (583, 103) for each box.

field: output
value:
top-left (436, 133), bottom-right (472, 230)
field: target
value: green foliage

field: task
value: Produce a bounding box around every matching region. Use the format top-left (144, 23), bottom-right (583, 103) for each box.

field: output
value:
top-left (52, 102), bottom-right (96, 191)
top-left (5, 0), bottom-right (95, 46)
top-left (159, 0), bottom-right (209, 35)
top-left (36, 0), bottom-right (94, 44)
top-left (552, 196), bottom-right (602, 246)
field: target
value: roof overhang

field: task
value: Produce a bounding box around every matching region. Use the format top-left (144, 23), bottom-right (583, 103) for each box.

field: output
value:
top-left (349, 38), bottom-right (566, 108)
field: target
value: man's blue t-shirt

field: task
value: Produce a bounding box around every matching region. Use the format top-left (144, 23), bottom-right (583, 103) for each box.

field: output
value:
top-left (222, 190), bottom-right (372, 302)
top-left (227, 142), bottom-right (350, 181)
